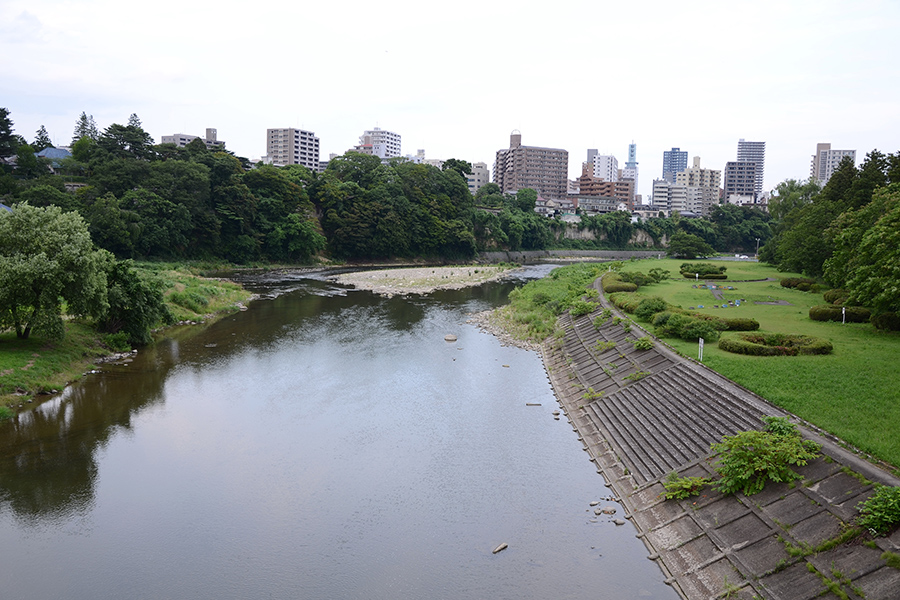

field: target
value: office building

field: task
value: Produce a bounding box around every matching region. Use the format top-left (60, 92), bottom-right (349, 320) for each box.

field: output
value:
top-left (736, 139), bottom-right (766, 197)
top-left (810, 143), bottom-right (856, 184)
top-left (662, 148), bottom-right (688, 183)
top-left (266, 128), bottom-right (321, 171)
top-left (494, 131), bottom-right (568, 200)
top-left (161, 128), bottom-right (225, 149)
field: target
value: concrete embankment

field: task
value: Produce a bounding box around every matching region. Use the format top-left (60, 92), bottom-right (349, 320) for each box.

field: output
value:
top-left (541, 277), bottom-right (900, 600)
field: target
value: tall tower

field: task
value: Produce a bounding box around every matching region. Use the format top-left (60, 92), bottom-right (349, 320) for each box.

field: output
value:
top-left (622, 142), bottom-right (639, 197)
top-left (737, 139), bottom-right (766, 198)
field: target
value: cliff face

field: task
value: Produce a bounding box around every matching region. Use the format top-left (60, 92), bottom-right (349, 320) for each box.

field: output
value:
top-left (555, 223), bottom-right (666, 247)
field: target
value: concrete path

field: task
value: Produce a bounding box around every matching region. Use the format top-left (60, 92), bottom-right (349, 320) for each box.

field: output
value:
top-left (541, 280), bottom-right (900, 599)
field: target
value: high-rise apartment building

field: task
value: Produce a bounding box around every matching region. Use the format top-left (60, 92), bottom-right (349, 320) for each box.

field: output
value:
top-left (591, 154), bottom-right (619, 182)
top-left (161, 128), bottom-right (225, 149)
top-left (576, 163), bottom-right (634, 208)
top-left (810, 143), bottom-right (856, 184)
top-left (662, 148), bottom-right (688, 183)
top-left (266, 128), bottom-right (321, 171)
top-left (675, 157), bottom-right (721, 216)
top-left (723, 161), bottom-right (758, 200)
top-left (736, 139), bottom-right (765, 198)
top-left (494, 132), bottom-right (568, 200)
top-left (466, 162), bottom-right (491, 196)
top-left (355, 127), bottom-right (401, 158)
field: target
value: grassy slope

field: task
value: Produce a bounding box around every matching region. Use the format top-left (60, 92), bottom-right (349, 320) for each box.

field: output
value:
top-left (619, 259), bottom-right (900, 468)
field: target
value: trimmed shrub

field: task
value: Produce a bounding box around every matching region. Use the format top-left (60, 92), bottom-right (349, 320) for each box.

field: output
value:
top-left (692, 314), bottom-right (760, 331)
top-left (607, 292), bottom-right (647, 313)
top-left (680, 263), bottom-right (726, 276)
top-left (780, 277), bottom-right (816, 289)
top-left (603, 280), bottom-right (638, 293)
top-left (658, 313), bottom-right (720, 342)
top-left (634, 297), bottom-right (669, 321)
top-left (652, 311), bottom-right (675, 327)
top-left (872, 312), bottom-right (900, 332)
top-left (719, 333), bottom-right (833, 356)
top-left (823, 289), bottom-right (850, 305)
top-left (809, 305), bottom-right (871, 323)
top-left (682, 271), bottom-right (728, 280)
top-left (679, 319), bottom-right (720, 342)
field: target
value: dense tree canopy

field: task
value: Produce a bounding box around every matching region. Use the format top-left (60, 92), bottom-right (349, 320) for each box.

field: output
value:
top-left (0, 203), bottom-right (110, 339)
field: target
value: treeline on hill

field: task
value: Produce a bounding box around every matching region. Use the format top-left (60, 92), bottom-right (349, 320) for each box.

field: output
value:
top-left (0, 109), bottom-right (778, 265)
top-left (760, 151), bottom-right (900, 321)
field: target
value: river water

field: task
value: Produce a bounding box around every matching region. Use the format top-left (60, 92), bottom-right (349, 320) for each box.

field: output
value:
top-left (0, 265), bottom-right (677, 600)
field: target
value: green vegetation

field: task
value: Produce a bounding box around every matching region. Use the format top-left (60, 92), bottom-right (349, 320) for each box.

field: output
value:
top-left (593, 340), bottom-right (617, 354)
top-left (661, 472), bottom-right (712, 500)
top-left (856, 485), bottom-right (900, 536)
top-left (883, 551), bottom-right (900, 570)
top-left (630, 336), bottom-right (654, 350)
top-left (614, 258), bottom-right (900, 468)
top-left (712, 416), bottom-right (820, 496)
top-left (719, 333), bottom-right (833, 356)
top-left (493, 262), bottom-right (606, 342)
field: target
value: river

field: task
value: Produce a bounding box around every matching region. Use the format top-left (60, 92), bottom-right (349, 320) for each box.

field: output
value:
top-left (0, 265), bottom-right (677, 600)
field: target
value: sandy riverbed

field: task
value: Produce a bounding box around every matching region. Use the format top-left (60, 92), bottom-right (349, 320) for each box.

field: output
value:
top-left (330, 265), bottom-right (512, 296)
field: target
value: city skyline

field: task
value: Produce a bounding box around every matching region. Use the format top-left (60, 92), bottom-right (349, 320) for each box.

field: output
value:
top-left (2, 0), bottom-right (898, 194)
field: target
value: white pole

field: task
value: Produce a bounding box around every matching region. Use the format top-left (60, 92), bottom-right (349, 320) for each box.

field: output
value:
top-left (699, 337), bottom-right (704, 361)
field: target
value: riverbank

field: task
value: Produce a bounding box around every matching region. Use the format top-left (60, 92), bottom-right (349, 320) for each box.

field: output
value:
top-left (0, 267), bottom-right (254, 413)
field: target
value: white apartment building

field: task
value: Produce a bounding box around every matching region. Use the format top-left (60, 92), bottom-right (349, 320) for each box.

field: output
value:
top-left (266, 128), bottom-right (321, 171)
top-left (467, 162), bottom-right (490, 196)
top-left (675, 157), bottom-right (721, 216)
top-left (810, 143), bottom-right (856, 184)
top-left (591, 154), bottom-right (619, 182)
top-left (161, 128), bottom-right (225, 149)
top-left (359, 127), bottom-right (401, 158)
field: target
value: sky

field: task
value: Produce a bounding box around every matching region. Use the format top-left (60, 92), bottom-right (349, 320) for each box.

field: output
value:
top-left (3, 0), bottom-right (899, 198)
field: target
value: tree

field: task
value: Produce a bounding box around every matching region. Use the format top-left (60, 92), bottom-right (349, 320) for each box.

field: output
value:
top-left (767, 179), bottom-right (822, 221)
top-left (666, 231), bottom-right (715, 259)
top-left (0, 107), bottom-right (18, 158)
top-left (514, 188), bottom-right (538, 212)
top-left (0, 203), bottom-right (110, 339)
top-left (97, 259), bottom-right (171, 346)
top-left (127, 113), bottom-right (142, 128)
top-left (72, 112), bottom-right (99, 145)
top-left (442, 158), bottom-right (472, 179)
top-left (14, 144), bottom-right (48, 180)
top-left (33, 125), bottom-right (53, 151)
top-left (97, 122), bottom-right (155, 161)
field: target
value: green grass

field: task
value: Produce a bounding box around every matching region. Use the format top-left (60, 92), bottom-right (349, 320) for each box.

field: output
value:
top-left (0, 320), bottom-right (110, 406)
top-left (619, 259), bottom-right (900, 468)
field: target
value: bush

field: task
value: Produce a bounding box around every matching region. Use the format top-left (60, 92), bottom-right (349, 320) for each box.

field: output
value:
top-left (809, 305), bottom-right (871, 323)
top-left (857, 486), bottom-right (900, 536)
top-left (680, 263), bottom-right (726, 276)
top-left (692, 313), bottom-right (760, 332)
top-left (631, 336), bottom-right (654, 350)
top-left (607, 292), bottom-right (647, 313)
top-left (780, 277), bottom-right (816, 289)
top-left (0, 406), bottom-right (15, 421)
top-left (712, 422), bottom-right (820, 495)
top-left (569, 300), bottom-right (598, 317)
top-left (103, 332), bottom-right (132, 353)
top-left (617, 271), bottom-right (655, 287)
top-left (662, 473), bottom-right (711, 500)
top-left (652, 311), bottom-right (675, 327)
top-left (168, 290), bottom-right (209, 314)
top-left (871, 312), bottom-right (900, 331)
top-left (718, 333), bottom-right (833, 356)
top-left (658, 313), bottom-right (720, 342)
top-left (682, 272), bottom-right (728, 280)
top-left (634, 297), bottom-right (669, 321)
top-left (603, 280), bottom-right (639, 293)
top-left (823, 289), bottom-right (850, 305)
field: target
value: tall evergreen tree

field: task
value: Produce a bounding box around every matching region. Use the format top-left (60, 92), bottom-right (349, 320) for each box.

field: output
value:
top-left (0, 107), bottom-right (17, 158)
top-left (72, 112), bottom-right (100, 145)
top-left (127, 113), bottom-right (142, 128)
top-left (33, 125), bottom-right (53, 151)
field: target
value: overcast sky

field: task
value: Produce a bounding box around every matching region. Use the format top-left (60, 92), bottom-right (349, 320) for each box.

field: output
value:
top-left (3, 0), bottom-right (898, 197)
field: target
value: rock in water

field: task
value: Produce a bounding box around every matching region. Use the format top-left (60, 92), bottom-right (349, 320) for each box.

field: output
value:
top-left (444, 334), bottom-right (458, 342)
top-left (492, 543), bottom-right (508, 554)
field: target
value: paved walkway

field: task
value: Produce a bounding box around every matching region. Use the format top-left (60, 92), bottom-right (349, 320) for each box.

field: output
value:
top-left (541, 279), bottom-right (900, 600)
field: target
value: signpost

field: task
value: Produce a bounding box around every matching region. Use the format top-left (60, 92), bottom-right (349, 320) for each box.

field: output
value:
top-left (699, 337), bottom-right (705, 362)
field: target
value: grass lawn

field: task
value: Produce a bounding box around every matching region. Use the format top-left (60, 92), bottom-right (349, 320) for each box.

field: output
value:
top-left (618, 258), bottom-right (900, 470)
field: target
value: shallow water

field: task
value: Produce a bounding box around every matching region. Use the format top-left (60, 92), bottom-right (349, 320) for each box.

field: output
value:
top-left (0, 266), bottom-right (677, 600)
